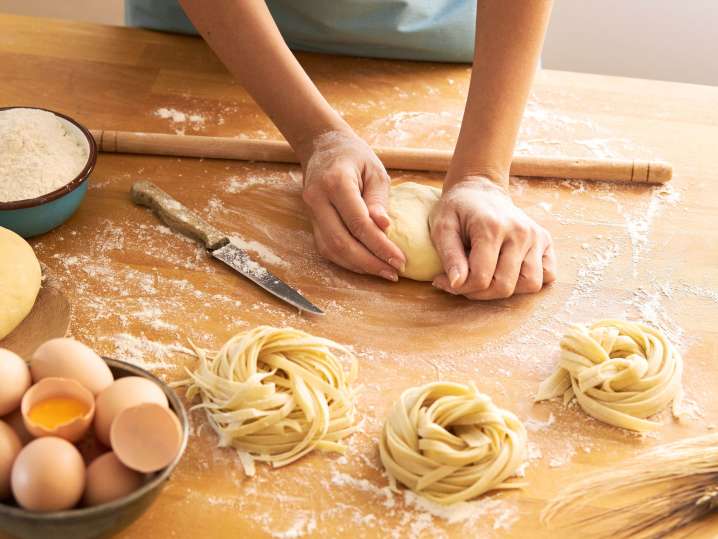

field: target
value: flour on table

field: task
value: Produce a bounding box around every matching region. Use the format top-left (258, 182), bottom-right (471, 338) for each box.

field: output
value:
top-left (327, 465), bottom-right (519, 537)
top-left (99, 333), bottom-right (187, 371)
top-left (0, 108), bottom-right (89, 202)
top-left (622, 183), bottom-right (682, 273)
top-left (269, 512), bottom-right (317, 539)
top-left (365, 111), bottom-right (461, 148)
top-left (527, 442), bottom-right (543, 461)
top-left (153, 107), bottom-right (206, 135)
top-left (224, 171), bottom-right (299, 193)
top-left (548, 444), bottom-right (577, 468)
top-left (524, 413), bottom-right (556, 433)
top-left (402, 491), bottom-right (518, 530)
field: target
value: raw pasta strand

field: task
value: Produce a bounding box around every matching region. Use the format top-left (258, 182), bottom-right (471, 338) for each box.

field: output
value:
top-left (174, 326), bottom-right (357, 476)
top-left (535, 319), bottom-right (682, 432)
top-left (380, 382), bottom-right (527, 505)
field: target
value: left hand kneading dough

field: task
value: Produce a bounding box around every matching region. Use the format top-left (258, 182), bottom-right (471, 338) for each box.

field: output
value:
top-left (0, 226), bottom-right (41, 340)
top-left (386, 182), bottom-right (443, 281)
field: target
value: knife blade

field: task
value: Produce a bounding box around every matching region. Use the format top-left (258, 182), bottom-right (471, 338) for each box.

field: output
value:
top-left (130, 180), bottom-right (324, 315)
top-left (211, 242), bottom-right (323, 314)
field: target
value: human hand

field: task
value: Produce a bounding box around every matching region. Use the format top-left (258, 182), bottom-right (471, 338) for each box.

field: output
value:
top-left (300, 131), bottom-right (406, 281)
top-left (430, 176), bottom-right (556, 300)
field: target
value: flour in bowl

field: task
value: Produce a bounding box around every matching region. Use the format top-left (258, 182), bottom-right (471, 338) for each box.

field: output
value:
top-left (0, 108), bottom-right (90, 202)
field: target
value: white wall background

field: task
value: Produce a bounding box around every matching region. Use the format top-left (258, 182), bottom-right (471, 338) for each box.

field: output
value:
top-left (1, 0), bottom-right (716, 86)
top-left (543, 0), bottom-right (718, 86)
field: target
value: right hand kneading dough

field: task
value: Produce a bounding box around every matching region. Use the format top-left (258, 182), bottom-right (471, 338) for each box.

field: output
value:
top-left (386, 182), bottom-right (443, 281)
top-left (0, 226), bottom-right (41, 340)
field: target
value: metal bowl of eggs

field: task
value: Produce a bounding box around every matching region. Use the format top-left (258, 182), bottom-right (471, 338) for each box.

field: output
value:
top-left (0, 107), bottom-right (97, 238)
top-left (0, 341), bottom-right (188, 539)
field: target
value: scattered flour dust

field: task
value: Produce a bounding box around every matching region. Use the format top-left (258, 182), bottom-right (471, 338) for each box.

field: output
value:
top-left (99, 333), bottom-right (191, 371)
top-left (330, 469), bottom-right (396, 509)
top-left (403, 491), bottom-right (519, 530)
top-left (34, 218), bottom-right (234, 373)
top-left (154, 107), bottom-right (206, 135)
top-left (516, 95), bottom-right (654, 159)
top-left (329, 468), bottom-right (519, 537)
top-left (365, 111), bottom-right (461, 148)
top-left (224, 169), bottom-right (301, 194)
top-left (549, 450), bottom-right (576, 469)
top-left (527, 442), bottom-right (543, 461)
top-left (524, 413), bottom-right (556, 433)
top-left (623, 183), bottom-right (682, 272)
top-left (270, 513), bottom-right (317, 539)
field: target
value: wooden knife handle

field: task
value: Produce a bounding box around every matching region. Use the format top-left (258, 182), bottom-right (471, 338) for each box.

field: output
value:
top-left (130, 180), bottom-right (228, 250)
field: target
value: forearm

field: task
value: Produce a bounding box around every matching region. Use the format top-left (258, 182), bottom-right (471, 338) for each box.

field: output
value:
top-left (179, 0), bottom-right (350, 161)
top-left (446, 0), bottom-right (553, 190)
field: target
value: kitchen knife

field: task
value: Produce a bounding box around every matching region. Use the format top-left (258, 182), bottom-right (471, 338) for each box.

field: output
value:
top-left (130, 180), bottom-right (323, 315)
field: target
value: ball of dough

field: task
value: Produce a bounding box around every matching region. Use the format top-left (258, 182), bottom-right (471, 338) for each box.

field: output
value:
top-left (535, 319), bottom-right (683, 432)
top-left (379, 381), bottom-right (527, 505)
top-left (0, 227), bottom-right (41, 340)
top-left (386, 182), bottom-right (443, 281)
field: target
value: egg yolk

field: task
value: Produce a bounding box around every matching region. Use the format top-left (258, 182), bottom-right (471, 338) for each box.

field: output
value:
top-left (27, 397), bottom-right (89, 429)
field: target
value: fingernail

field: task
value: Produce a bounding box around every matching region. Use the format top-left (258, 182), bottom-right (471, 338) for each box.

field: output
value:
top-left (433, 281), bottom-right (455, 294)
top-left (388, 257), bottom-right (405, 272)
top-left (448, 267), bottom-right (461, 288)
top-left (380, 270), bottom-right (398, 282)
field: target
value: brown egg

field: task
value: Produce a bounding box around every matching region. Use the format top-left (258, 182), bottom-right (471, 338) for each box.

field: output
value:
top-left (1, 408), bottom-right (33, 446)
top-left (111, 403), bottom-right (182, 473)
top-left (0, 348), bottom-right (31, 416)
top-left (31, 338), bottom-right (113, 396)
top-left (94, 377), bottom-right (168, 446)
top-left (21, 377), bottom-right (95, 443)
top-left (0, 420), bottom-right (22, 500)
top-left (11, 437), bottom-right (85, 511)
top-left (83, 452), bottom-right (144, 507)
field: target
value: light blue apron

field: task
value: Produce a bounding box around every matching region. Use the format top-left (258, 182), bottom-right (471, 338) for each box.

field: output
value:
top-left (125, 0), bottom-right (476, 63)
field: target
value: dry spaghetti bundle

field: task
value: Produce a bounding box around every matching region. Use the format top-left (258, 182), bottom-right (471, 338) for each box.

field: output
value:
top-left (175, 326), bottom-right (357, 476)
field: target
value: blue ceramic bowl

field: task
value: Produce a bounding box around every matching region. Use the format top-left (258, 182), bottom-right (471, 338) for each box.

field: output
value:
top-left (0, 107), bottom-right (97, 238)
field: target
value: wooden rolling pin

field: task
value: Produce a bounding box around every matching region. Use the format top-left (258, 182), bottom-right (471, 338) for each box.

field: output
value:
top-left (90, 129), bottom-right (672, 184)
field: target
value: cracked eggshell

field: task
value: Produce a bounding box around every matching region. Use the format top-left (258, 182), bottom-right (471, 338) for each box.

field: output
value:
top-left (94, 377), bottom-right (168, 446)
top-left (21, 377), bottom-right (95, 443)
top-left (110, 403), bottom-right (182, 473)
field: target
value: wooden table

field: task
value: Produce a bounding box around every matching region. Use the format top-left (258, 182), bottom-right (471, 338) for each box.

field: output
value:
top-left (3, 14), bottom-right (718, 538)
